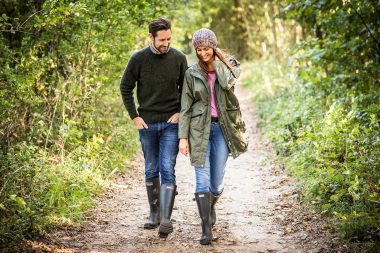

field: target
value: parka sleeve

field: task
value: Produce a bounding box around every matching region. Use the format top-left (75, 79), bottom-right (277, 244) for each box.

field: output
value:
top-left (178, 70), bottom-right (194, 139)
top-left (213, 57), bottom-right (241, 90)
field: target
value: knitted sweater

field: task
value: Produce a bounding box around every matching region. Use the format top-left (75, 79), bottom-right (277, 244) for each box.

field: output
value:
top-left (120, 47), bottom-right (187, 123)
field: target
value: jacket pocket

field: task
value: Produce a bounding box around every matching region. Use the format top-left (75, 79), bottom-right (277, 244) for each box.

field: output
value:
top-left (225, 108), bottom-right (248, 153)
top-left (226, 107), bottom-right (246, 132)
top-left (226, 107), bottom-right (239, 112)
top-left (190, 108), bottom-right (205, 133)
top-left (191, 113), bottom-right (202, 119)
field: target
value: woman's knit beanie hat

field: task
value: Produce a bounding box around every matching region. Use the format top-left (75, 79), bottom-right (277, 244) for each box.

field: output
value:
top-left (192, 28), bottom-right (218, 49)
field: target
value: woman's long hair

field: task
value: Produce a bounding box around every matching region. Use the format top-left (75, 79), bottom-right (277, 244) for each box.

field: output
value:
top-left (197, 48), bottom-right (233, 74)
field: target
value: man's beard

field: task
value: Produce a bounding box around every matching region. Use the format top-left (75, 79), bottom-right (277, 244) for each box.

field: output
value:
top-left (154, 42), bottom-right (170, 53)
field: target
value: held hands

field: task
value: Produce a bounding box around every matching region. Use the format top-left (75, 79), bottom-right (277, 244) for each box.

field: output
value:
top-left (133, 117), bottom-right (148, 129)
top-left (179, 138), bottom-right (189, 157)
top-left (167, 112), bottom-right (180, 123)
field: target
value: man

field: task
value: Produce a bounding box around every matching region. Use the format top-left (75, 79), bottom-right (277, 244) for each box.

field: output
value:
top-left (120, 18), bottom-right (187, 238)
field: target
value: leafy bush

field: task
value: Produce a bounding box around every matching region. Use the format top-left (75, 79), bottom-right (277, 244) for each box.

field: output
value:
top-left (244, 55), bottom-right (379, 249)
top-left (239, 5), bottom-right (380, 247)
top-left (0, 0), bottom-right (172, 246)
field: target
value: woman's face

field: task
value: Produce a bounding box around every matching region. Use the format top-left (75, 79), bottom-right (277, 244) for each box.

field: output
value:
top-left (196, 46), bottom-right (214, 63)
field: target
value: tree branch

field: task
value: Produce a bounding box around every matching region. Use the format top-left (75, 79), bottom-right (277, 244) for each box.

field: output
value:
top-left (350, 2), bottom-right (380, 54)
top-left (17, 10), bottom-right (43, 30)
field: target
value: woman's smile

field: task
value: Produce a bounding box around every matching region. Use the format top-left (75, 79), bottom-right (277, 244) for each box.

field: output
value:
top-left (196, 46), bottom-right (214, 63)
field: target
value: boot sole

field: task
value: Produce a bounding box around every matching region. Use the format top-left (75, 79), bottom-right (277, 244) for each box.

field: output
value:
top-left (200, 238), bottom-right (212, 245)
top-left (158, 222), bottom-right (173, 235)
top-left (159, 232), bottom-right (168, 239)
top-left (144, 223), bottom-right (159, 229)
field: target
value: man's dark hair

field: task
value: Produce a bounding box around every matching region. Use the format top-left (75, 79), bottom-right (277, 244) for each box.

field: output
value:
top-left (149, 18), bottom-right (171, 37)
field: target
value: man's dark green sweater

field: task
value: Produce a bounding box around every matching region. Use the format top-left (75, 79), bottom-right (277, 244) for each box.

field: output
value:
top-left (120, 47), bottom-right (187, 123)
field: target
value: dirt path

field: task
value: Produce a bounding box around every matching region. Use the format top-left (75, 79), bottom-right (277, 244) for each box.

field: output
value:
top-left (26, 84), bottom-right (342, 253)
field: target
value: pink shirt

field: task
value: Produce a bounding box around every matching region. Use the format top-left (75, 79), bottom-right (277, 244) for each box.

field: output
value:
top-left (208, 72), bottom-right (218, 117)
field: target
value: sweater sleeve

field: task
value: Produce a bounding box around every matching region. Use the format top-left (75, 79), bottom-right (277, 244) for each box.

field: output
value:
top-left (213, 57), bottom-right (241, 91)
top-left (120, 53), bottom-right (139, 120)
top-left (178, 70), bottom-right (193, 139)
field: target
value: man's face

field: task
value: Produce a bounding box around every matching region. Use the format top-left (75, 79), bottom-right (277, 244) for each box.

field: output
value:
top-left (150, 29), bottom-right (171, 53)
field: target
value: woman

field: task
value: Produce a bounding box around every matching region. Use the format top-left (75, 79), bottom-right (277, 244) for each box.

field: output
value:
top-left (179, 28), bottom-right (248, 245)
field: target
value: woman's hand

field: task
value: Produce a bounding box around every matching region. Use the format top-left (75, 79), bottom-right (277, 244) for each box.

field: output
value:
top-left (179, 138), bottom-right (189, 156)
top-left (215, 47), bottom-right (223, 55)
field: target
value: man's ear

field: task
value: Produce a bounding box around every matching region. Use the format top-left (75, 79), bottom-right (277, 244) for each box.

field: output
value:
top-left (149, 33), bottom-right (154, 41)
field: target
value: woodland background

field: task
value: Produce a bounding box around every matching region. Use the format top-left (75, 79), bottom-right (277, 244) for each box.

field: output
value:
top-left (0, 0), bottom-right (379, 250)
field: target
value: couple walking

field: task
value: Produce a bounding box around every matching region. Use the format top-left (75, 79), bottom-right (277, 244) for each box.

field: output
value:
top-left (120, 17), bottom-right (248, 245)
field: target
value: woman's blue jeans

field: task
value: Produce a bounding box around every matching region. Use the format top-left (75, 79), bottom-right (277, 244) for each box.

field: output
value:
top-left (138, 122), bottom-right (179, 185)
top-left (194, 123), bottom-right (229, 195)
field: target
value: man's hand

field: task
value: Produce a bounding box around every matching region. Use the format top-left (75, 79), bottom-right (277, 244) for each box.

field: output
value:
top-left (179, 138), bottom-right (189, 156)
top-left (167, 112), bottom-right (180, 123)
top-left (133, 117), bottom-right (148, 129)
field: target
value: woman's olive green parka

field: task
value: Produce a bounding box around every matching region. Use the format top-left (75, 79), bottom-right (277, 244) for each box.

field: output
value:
top-left (179, 58), bottom-right (248, 167)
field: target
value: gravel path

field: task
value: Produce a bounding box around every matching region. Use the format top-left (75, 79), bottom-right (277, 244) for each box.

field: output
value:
top-left (25, 81), bottom-right (341, 253)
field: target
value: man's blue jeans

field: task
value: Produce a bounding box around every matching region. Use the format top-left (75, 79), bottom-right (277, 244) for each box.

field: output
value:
top-left (138, 122), bottom-right (179, 185)
top-left (194, 123), bottom-right (229, 194)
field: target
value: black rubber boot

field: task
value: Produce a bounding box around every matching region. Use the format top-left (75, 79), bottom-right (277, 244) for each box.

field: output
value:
top-left (143, 177), bottom-right (160, 229)
top-left (158, 184), bottom-right (177, 238)
top-left (210, 193), bottom-right (220, 227)
top-left (195, 192), bottom-right (212, 245)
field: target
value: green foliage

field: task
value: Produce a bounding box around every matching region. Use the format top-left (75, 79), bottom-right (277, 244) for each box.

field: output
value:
top-left (244, 59), bottom-right (379, 249)
top-left (169, 1), bottom-right (301, 61)
top-left (243, 0), bottom-right (380, 246)
top-left (2, 0), bottom-right (379, 250)
top-left (0, 0), bottom-right (177, 246)
top-left (182, 0), bottom-right (301, 60)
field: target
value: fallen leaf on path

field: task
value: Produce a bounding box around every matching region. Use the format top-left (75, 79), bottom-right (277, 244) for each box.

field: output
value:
top-left (227, 239), bottom-right (237, 245)
top-left (283, 227), bottom-right (292, 235)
